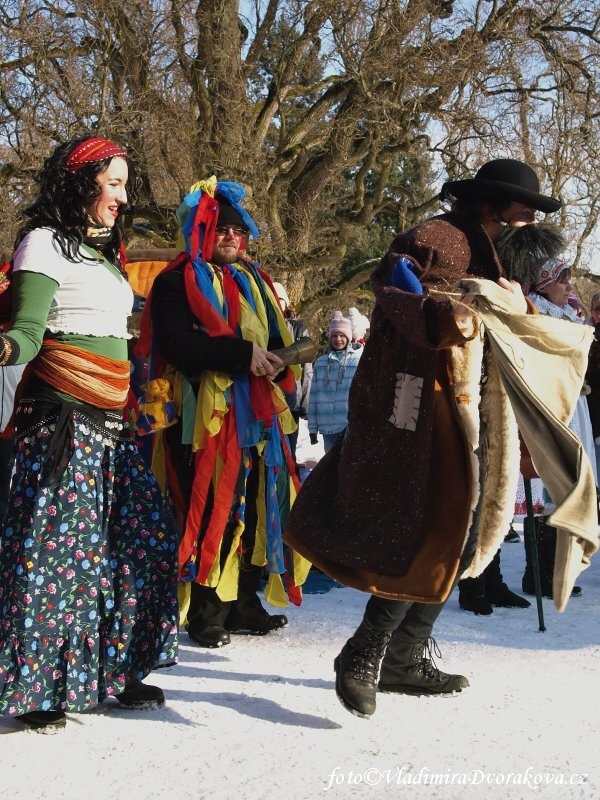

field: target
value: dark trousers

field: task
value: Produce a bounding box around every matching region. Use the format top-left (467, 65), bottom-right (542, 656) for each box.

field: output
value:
top-left (187, 562), bottom-right (265, 629)
top-left (363, 592), bottom-right (449, 641)
top-left (173, 439), bottom-right (267, 631)
top-left (287, 411), bottom-right (300, 462)
top-left (360, 520), bottom-right (478, 668)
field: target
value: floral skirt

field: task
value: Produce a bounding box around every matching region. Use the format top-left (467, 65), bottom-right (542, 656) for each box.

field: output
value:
top-left (0, 415), bottom-right (179, 716)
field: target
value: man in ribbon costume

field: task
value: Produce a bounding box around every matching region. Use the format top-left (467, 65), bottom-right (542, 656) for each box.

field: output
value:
top-left (284, 159), bottom-right (598, 718)
top-left (139, 177), bottom-right (310, 648)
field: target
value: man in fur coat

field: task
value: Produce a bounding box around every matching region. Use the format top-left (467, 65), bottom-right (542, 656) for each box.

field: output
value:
top-left (285, 159), bottom-right (567, 718)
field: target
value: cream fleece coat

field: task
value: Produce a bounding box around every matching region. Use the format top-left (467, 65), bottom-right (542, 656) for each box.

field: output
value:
top-left (454, 278), bottom-right (598, 611)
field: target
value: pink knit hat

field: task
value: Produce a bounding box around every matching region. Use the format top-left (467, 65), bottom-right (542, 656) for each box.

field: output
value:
top-left (329, 311), bottom-right (352, 342)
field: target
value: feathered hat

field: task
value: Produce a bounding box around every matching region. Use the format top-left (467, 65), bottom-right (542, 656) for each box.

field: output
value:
top-left (175, 176), bottom-right (260, 263)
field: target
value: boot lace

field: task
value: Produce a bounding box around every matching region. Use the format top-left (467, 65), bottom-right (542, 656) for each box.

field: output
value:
top-left (348, 630), bottom-right (390, 683)
top-left (408, 636), bottom-right (443, 680)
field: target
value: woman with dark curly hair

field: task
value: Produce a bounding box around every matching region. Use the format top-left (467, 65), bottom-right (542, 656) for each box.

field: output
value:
top-left (0, 135), bottom-right (178, 732)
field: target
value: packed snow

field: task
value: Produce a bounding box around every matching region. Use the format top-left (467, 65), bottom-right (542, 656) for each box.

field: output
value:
top-left (1, 421), bottom-right (598, 800)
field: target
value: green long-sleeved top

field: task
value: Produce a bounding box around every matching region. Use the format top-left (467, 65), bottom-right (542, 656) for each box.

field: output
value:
top-left (1, 270), bottom-right (128, 365)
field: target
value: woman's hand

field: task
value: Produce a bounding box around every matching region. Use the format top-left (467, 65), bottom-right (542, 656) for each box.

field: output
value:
top-left (250, 344), bottom-right (284, 378)
top-left (498, 277), bottom-right (527, 313)
top-left (451, 291), bottom-right (475, 330)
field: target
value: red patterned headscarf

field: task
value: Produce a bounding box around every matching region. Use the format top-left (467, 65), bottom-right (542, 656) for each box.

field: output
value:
top-left (65, 137), bottom-right (128, 171)
top-left (534, 256), bottom-right (569, 292)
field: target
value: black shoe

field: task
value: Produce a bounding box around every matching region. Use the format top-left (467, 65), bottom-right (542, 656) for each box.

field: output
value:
top-left (333, 626), bottom-right (391, 718)
top-left (486, 582), bottom-right (531, 608)
top-left (226, 613), bottom-right (288, 636)
top-left (458, 591), bottom-right (493, 615)
top-left (504, 527), bottom-right (521, 543)
top-left (18, 710), bottom-right (67, 732)
top-left (378, 637), bottom-right (469, 697)
top-left (187, 623), bottom-right (231, 648)
top-left (116, 680), bottom-right (165, 710)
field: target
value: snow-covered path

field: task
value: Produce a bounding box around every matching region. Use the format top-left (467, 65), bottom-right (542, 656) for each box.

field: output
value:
top-left (1, 424), bottom-right (598, 799)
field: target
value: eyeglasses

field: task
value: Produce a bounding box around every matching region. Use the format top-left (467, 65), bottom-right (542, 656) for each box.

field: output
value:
top-left (215, 225), bottom-right (247, 237)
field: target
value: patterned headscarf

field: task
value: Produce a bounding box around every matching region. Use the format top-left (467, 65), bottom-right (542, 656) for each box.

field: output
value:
top-left (534, 256), bottom-right (569, 292)
top-left (65, 137), bottom-right (128, 171)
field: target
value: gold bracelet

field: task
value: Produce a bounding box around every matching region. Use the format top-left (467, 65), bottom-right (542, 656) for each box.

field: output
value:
top-left (0, 336), bottom-right (12, 366)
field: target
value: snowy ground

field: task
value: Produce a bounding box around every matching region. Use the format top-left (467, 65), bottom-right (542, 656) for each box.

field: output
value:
top-left (1, 423), bottom-right (599, 800)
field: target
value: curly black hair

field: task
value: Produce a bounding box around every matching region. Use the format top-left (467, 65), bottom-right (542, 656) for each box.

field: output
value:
top-left (15, 134), bottom-right (138, 265)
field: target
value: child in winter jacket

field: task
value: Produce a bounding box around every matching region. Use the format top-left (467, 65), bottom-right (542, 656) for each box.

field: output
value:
top-left (308, 311), bottom-right (362, 452)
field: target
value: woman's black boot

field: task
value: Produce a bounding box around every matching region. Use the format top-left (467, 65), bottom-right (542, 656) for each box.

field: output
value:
top-left (484, 549), bottom-right (531, 608)
top-left (18, 710), bottom-right (67, 733)
top-left (458, 575), bottom-right (493, 615)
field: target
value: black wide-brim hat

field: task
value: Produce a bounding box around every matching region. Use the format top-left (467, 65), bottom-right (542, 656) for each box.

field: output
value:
top-left (441, 158), bottom-right (561, 213)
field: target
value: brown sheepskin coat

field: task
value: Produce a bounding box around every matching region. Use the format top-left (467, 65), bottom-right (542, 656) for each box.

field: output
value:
top-left (285, 212), bottom-right (598, 607)
top-left (285, 212), bottom-right (511, 603)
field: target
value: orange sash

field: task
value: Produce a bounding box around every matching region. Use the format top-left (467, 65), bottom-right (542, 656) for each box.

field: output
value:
top-left (31, 340), bottom-right (130, 409)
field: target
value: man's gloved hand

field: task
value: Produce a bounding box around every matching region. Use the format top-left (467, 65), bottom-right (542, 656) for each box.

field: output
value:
top-left (309, 433), bottom-right (319, 445)
top-left (391, 256), bottom-right (423, 294)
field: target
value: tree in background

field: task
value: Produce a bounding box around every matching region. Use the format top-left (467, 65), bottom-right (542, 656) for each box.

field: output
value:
top-left (1, 0), bottom-right (599, 325)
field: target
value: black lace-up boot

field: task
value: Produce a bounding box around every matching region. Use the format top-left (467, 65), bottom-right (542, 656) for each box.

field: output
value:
top-left (378, 633), bottom-right (469, 696)
top-left (333, 624), bottom-right (391, 718)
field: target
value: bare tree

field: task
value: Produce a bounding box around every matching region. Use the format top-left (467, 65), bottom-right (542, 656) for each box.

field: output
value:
top-left (1, 0), bottom-right (599, 322)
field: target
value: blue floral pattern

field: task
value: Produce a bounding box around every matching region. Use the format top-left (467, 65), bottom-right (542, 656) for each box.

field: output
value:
top-left (0, 414), bottom-right (179, 716)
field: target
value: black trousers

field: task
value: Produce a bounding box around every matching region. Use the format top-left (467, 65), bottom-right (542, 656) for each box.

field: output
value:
top-left (286, 411), bottom-right (300, 462)
top-left (361, 518), bottom-right (478, 653)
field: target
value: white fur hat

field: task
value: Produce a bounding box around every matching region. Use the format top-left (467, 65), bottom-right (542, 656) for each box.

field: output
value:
top-left (273, 281), bottom-right (290, 310)
top-left (347, 307), bottom-right (370, 340)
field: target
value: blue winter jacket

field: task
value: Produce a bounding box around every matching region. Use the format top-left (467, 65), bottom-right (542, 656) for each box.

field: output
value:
top-left (307, 345), bottom-right (362, 435)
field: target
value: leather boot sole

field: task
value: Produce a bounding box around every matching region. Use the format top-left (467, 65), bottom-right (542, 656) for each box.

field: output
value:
top-left (187, 625), bottom-right (231, 648)
top-left (115, 695), bottom-right (165, 710)
top-left (378, 682), bottom-right (467, 697)
top-left (226, 615), bottom-right (288, 636)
